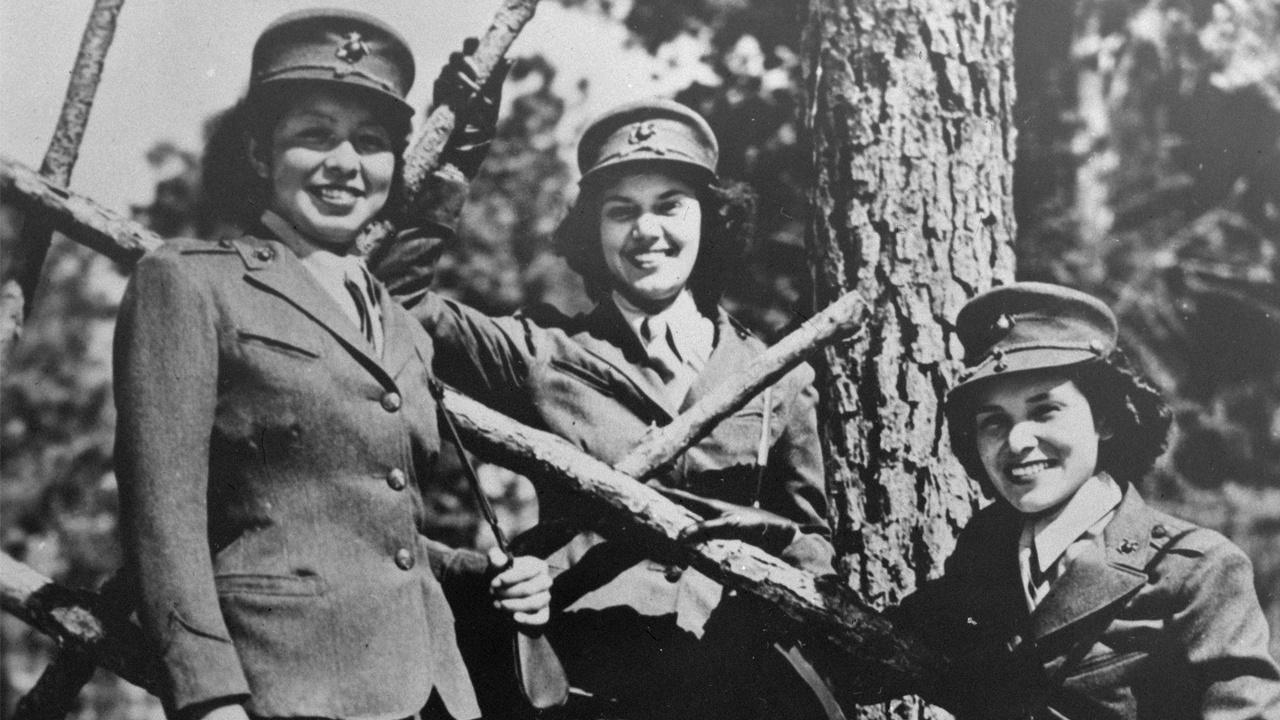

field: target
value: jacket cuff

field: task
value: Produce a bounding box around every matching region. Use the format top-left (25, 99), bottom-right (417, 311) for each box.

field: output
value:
top-left (161, 613), bottom-right (250, 714)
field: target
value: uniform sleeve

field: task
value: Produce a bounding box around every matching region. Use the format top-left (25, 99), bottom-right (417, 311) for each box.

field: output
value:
top-left (424, 538), bottom-right (492, 606)
top-left (407, 292), bottom-right (544, 414)
top-left (114, 252), bottom-right (250, 712)
top-left (766, 367), bottom-right (836, 575)
top-left (1169, 536), bottom-right (1280, 719)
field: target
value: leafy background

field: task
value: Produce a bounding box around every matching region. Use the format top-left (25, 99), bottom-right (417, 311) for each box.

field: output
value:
top-left (3, 0), bottom-right (1278, 717)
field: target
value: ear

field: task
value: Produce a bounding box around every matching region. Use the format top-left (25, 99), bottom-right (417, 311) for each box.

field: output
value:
top-left (247, 135), bottom-right (270, 180)
top-left (1096, 416), bottom-right (1115, 442)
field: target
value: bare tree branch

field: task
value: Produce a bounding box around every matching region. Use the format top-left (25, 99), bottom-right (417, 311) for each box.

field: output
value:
top-left (0, 553), bottom-right (161, 695)
top-left (0, 0), bottom-right (125, 370)
top-left (399, 0), bottom-right (540, 200)
top-left (613, 292), bottom-right (867, 480)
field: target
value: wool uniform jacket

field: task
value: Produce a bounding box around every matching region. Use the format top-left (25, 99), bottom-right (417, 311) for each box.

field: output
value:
top-left (888, 482), bottom-right (1280, 719)
top-left (397, 290), bottom-right (835, 714)
top-left (114, 236), bottom-right (484, 720)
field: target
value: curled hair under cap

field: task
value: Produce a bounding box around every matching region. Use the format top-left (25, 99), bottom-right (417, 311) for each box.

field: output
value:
top-left (553, 163), bottom-right (755, 315)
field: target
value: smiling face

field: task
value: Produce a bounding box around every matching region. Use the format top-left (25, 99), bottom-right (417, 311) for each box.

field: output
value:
top-left (972, 371), bottom-right (1106, 515)
top-left (598, 170), bottom-right (702, 311)
top-left (251, 86), bottom-right (395, 251)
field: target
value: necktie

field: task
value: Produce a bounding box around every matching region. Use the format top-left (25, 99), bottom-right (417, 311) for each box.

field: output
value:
top-left (343, 265), bottom-right (382, 355)
top-left (1025, 541), bottom-right (1060, 609)
top-left (640, 317), bottom-right (683, 383)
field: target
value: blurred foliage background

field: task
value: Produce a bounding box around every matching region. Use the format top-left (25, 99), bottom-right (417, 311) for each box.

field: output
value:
top-left (3, 0), bottom-right (1279, 717)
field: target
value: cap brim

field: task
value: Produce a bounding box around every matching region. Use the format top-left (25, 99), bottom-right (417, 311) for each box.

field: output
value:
top-left (951, 348), bottom-right (1102, 396)
top-left (579, 157), bottom-right (716, 187)
top-left (250, 76), bottom-right (414, 119)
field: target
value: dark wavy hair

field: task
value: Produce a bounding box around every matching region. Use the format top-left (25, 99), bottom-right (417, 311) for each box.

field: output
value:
top-left (201, 82), bottom-right (412, 233)
top-left (945, 349), bottom-right (1173, 495)
top-left (553, 162), bottom-right (756, 314)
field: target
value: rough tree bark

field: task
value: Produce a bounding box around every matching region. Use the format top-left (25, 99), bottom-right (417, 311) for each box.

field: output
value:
top-left (803, 0), bottom-right (1018, 716)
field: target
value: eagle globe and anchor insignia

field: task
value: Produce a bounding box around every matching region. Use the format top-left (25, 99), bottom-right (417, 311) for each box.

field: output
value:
top-left (335, 31), bottom-right (369, 63)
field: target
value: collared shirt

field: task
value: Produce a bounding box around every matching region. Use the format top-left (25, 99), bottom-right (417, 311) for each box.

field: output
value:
top-left (261, 211), bottom-right (383, 355)
top-left (611, 290), bottom-right (714, 407)
top-left (1019, 472), bottom-right (1123, 610)
top-left (611, 290), bottom-right (714, 371)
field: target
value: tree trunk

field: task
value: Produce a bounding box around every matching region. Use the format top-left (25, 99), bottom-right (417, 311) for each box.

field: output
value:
top-left (802, 0), bottom-right (1017, 716)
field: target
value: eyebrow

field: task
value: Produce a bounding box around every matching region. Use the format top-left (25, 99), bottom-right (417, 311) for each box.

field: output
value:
top-left (974, 390), bottom-right (1055, 414)
top-left (286, 110), bottom-right (337, 124)
top-left (602, 189), bottom-right (692, 204)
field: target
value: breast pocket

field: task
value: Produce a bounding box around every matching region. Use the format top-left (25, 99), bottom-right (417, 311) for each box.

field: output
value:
top-left (546, 358), bottom-right (619, 398)
top-left (236, 327), bottom-right (322, 361)
top-left (215, 572), bottom-right (327, 597)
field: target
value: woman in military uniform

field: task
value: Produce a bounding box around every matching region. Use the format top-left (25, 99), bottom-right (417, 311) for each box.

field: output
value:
top-left (379, 100), bottom-right (837, 719)
top-left (871, 282), bottom-right (1280, 718)
top-left (113, 11), bottom-right (551, 720)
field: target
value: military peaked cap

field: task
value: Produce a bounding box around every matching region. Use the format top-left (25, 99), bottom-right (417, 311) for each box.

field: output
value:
top-left (577, 99), bottom-right (718, 186)
top-left (952, 282), bottom-right (1118, 392)
top-left (251, 8), bottom-right (415, 118)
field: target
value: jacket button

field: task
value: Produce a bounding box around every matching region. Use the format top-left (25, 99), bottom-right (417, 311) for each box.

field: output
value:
top-left (387, 468), bottom-right (407, 491)
top-left (1151, 523), bottom-right (1168, 539)
top-left (380, 392), bottom-right (402, 412)
top-left (394, 548), bottom-right (415, 570)
top-left (663, 566), bottom-right (683, 583)
top-left (255, 247), bottom-right (275, 261)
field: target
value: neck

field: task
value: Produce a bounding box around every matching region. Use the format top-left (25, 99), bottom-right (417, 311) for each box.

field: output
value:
top-left (260, 210), bottom-right (357, 258)
top-left (611, 288), bottom-right (683, 316)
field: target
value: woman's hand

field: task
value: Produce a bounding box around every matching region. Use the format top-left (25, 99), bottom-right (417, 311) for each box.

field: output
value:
top-left (488, 547), bottom-right (552, 628)
top-left (432, 37), bottom-right (510, 179)
top-left (654, 485), bottom-right (799, 555)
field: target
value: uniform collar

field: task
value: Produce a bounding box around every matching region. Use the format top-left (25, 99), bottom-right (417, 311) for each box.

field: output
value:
top-left (610, 289), bottom-right (713, 367)
top-left (1024, 473), bottom-right (1122, 577)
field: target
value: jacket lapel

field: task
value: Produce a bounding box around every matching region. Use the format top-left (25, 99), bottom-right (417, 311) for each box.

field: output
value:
top-left (681, 310), bottom-right (749, 412)
top-left (966, 505), bottom-right (1034, 633)
top-left (235, 238), bottom-right (393, 386)
top-left (1029, 485), bottom-right (1152, 641)
top-left (573, 302), bottom-right (675, 420)
top-left (374, 282), bottom-right (419, 381)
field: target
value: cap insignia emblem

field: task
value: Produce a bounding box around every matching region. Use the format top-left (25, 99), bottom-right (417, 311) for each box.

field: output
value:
top-left (336, 32), bottom-right (369, 64)
top-left (628, 121), bottom-right (656, 144)
top-left (994, 314), bottom-right (1014, 332)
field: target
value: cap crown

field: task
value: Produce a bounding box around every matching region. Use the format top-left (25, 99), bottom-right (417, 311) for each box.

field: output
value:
top-left (577, 99), bottom-right (718, 185)
top-left (953, 282), bottom-right (1118, 388)
top-left (251, 9), bottom-right (415, 116)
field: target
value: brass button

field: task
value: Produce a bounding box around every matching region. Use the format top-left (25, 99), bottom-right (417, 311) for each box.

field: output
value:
top-left (255, 247), bottom-right (275, 261)
top-left (394, 548), bottom-right (415, 571)
top-left (217, 238), bottom-right (233, 249)
top-left (663, 566), bottom-right (683, 583)
top-left (380, 392), bottom-right (402, 412)
top-left (1151, 524), bottom-right (1168, 539)
top-left (386, 468), bottom-right (407, 491)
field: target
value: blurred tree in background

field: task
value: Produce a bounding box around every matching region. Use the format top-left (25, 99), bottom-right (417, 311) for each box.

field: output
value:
top-left (3, 0), bottom-right (1280, 717)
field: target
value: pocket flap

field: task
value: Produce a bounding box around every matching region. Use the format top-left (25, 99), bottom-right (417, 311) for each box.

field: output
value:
top-left (236, 325), bottom-right (322, 359)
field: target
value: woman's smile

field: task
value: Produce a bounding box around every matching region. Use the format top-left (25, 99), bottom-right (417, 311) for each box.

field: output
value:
top-left (1005, 457), bottom-right (1058, 482)
top-left (308, 182), bottom-right (366, 210)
